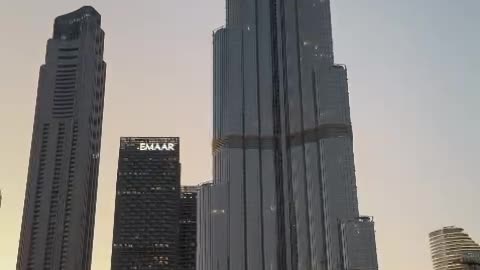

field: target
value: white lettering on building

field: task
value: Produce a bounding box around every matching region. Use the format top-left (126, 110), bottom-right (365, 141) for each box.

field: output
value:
top-left (139, 143), bottom-right (175, 151)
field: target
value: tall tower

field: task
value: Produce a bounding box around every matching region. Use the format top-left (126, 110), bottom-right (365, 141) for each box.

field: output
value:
top-left (429, 226), bottom-right (480, 270)
top-left (110, 137), bottom-right (199, 270)
top-left (179, 186), bottom-right (199, 270)
top-left (111, 137), bottom-right (181, 270)
top-left (16, 6), bottom-right (106, 270)
top-left (197, 0), bottom-right (378, 269)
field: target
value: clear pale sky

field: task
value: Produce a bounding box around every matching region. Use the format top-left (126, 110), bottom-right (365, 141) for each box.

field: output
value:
top-left (0, 1), bottom-right (478, 269)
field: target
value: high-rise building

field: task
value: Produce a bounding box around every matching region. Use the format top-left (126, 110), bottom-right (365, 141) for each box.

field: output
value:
top-left (110, 137), bottom-right (198, 270)
top-left (16, 6), bottom-right (106, 270)
top-left (111, 137), bottom-right (181, 269)
top-left (179, 186), bottom-right (199, 270)
top-left (429, 226), bottom-right (480, 270)
top-left (197, 0), bottom-right (378, 269)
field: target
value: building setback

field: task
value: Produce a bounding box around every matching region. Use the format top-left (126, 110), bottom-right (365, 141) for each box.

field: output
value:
top-left (341, 217), bottom-right (378, 269)
top-left (197, 0), bottom-right (378, 269)
top-left (16, 6), bottom-right (106, 270)
top-left (110, 137), bottom-right (197, 270)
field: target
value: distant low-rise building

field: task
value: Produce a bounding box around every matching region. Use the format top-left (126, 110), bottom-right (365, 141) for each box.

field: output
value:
top-left (429, 226), bottom-right (480, 270)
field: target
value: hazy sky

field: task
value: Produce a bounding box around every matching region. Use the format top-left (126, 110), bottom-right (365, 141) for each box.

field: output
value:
top-left (0, 1), bottom-right (478, 269)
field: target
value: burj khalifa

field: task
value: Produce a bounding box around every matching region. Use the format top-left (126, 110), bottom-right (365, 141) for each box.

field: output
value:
top-left (197, 0), bottom-right (379, 269)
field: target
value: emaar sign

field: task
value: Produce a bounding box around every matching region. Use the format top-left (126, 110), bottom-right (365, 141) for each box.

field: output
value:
top-left (139, 142), bottom-right (175, 151)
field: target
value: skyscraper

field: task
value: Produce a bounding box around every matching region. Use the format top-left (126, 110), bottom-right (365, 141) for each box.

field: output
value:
top-left (110, 137), bottom-right (198, 270)
top-left (179, 186), bottom-right (199, 270)
top-left (197, 0), bottom-right (378, 269)
top-left (16, 6), bottom-right (106, 270)
top-left (111, 137), bottom-right (181, 270)
top-left (429, 226), bottom-right (480, 270)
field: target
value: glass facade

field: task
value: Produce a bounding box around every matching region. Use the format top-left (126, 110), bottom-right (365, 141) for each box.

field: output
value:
top-left (16, 6), bottom-right (106, 270)
top-left (179, 186), bottom-right (199, 270)
top-left (198, 0), bottom-right (378, 269)
top-left (110, 137), bottom-right (198, 270)
top-left (111, 137), bottom-right (180, 270)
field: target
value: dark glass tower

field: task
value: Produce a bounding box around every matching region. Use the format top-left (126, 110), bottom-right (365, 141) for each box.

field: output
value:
top-left (111, 137), bottom-right (197, 270)
top-left (197, 0), bottom-right (378, 269)
top-left (16, 6), bottom-right (106, 270)
top-left (179, 186), bottom-right (199, 270)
